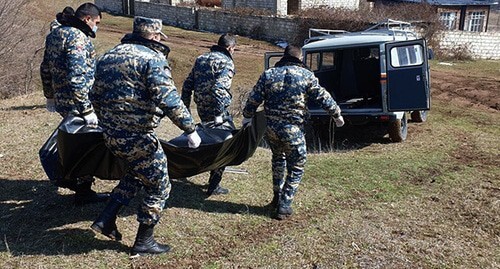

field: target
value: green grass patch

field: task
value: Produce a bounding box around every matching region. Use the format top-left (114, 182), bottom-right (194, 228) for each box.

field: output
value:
top-left (430, 59), bottom-right (500, 78)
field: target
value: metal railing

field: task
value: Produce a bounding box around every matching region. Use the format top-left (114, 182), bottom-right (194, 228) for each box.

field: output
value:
top-left (304, 19), bottom-right (418, 44)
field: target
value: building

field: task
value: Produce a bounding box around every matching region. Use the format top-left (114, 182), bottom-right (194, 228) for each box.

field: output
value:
top-left (221, 0), bottom-right (361, 16)
top-left (372, 0), bottom-right (498, 32)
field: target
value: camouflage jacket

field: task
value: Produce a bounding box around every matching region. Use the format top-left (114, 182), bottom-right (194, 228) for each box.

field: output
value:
top-left (181, 45), bottom-right (235, 122)
top-left (40, 15), bottom-right (96, 116)
top-left (91, 34), bottom-right (195, 135)
top-left (49, 19), bottom-right (61, 31)
top-left (243, 56), bottom-right (339, 129)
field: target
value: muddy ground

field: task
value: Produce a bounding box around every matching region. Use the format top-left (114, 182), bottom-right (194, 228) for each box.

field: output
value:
top-left (431, 69), bottom-right (499, 111)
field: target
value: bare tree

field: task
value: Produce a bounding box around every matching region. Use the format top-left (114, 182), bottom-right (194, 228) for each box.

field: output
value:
top-left (0, 0), bottom-right (45, 98)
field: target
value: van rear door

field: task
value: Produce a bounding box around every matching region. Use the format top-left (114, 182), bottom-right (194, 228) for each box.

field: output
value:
top-left (385, 39), bottom-right (430, 111)
top-left (264, 52), bottom-right (284, 69)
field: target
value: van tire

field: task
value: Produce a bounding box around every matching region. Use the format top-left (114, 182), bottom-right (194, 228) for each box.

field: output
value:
top-left (305, 120), bottom-right (335, 152)
top-left (388, 113), bottom-right (408, 142)
top-left (411, 110), bottom-right (428, 122)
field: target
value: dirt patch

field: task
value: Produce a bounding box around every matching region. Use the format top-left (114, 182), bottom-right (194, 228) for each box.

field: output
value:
top-left (431, 69), bottom-right (500, 111)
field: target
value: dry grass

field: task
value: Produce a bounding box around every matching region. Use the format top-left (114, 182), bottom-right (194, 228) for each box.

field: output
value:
top-left (0, 4), bottom-right (499, 269)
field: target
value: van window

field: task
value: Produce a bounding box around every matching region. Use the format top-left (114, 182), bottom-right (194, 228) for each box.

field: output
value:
top-left (305, 52), bottom-right (335, 71)
top-left (321, 52), bottom-right (335, 70)
top-left (306, 52), bottom-right (320, 71)
top-left (390, 44), bottom-right (424, 68)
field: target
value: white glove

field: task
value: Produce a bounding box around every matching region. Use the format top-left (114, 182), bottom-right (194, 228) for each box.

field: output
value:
top-left (83, 112), bottom-right (99, 127)
top-left (242, 117), bottom-right (252, 127)
top-left (187, 130), bottom-right (201, 148)
top-left (215, 115), bottom-right (223, 125)
top-left (334, 115), bottom-right (345, 127)
top-left (46, 98), bottom-right (56, 112)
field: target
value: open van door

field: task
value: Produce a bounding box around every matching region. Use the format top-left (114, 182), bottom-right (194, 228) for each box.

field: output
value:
top-left (264, 52), bottom-right (284, 70)
top-left (386, 39), bottom-right (430, 111)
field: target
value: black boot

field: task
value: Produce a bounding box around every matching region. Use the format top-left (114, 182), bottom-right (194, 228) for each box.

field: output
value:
top-left (131, 223), bottom-right (171, 257)
top-left (207, 168), bottom-right (229, 196)
top-left (91, 199), bottom-right (123, 241)
top-left (207, 185), bottom-right (230, 196)
top-left (74, 180), bottom-right (110, 206)
top-left (276, 205), bottom-right (294, 220)
top-left (270, 192), bottom-right (280, 208)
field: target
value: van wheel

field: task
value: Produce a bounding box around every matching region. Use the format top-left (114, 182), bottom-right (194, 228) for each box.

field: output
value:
top-left (388, 113), bottom-right (408, 142)
top-left (305, 120), bottom-right (335, 152)
top-left (411, 110), bottom-right (428, 122)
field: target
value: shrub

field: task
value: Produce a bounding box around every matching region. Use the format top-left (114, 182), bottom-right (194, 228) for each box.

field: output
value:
top-left (435, 42), bottom-right (473, 61)
top-left (292, 3), bottom-right (442, 46)
top-left (179, 0), bottom-right (221, 8)
top-left (196, 0), bottom-right (221, 7)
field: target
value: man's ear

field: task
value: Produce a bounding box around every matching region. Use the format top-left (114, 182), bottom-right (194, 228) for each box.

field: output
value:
top-left (83, 15), bottom-right (92, 23)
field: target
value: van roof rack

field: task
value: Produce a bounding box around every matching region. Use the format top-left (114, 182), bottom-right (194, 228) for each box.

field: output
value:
top-left (362, 19), bottom-right (417, 39)
top-left (304, 19), bottom-right (418, 44)
top-left (305, 28), bottom-right (349, 44)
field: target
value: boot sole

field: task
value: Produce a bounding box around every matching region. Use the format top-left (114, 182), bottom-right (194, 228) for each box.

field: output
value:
top-left (90, 223), bottom-right (122, 241)
top-left (130, 247), bottom-right (171, 258)
top-left (275, 213), bottom-right (293, 220)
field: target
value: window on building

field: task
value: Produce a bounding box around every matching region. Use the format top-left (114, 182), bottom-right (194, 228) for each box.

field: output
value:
top-left (439, 12), bottom-right (458, 30)
top-left (467, 11), bottom-right (486, 32)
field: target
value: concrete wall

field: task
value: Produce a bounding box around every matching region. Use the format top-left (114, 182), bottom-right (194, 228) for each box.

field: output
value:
top-left (488, 9), bottom-right (500, 32)
top-left (439, 31), bottom-right (500, 59)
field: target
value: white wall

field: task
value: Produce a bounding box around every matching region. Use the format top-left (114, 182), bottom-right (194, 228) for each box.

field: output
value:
top-left (439, 31), bottom-right (500, 59)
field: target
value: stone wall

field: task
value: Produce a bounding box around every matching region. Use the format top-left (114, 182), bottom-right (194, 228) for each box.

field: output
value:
top-left (222, 0), bottom-right (278, 14)
top-left (439, 31), bottom-right (500, 59)
top-left (134, 2), bottom-right (197, 29)
top-left (197, 9), bottom-right (298, 41)
top-left (95, 0), bottom-right (123, 14)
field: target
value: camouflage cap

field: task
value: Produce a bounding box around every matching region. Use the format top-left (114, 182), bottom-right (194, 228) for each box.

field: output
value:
top-left (133, 16), bottom-right (168, 40)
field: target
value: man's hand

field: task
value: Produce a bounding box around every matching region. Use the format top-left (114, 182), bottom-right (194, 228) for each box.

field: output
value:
top-left (333, 106), bottom-right (341, 117)
top-left (334, 115), bottom-right (345, 127)
top-left (83, 112), bottom-right (99, 127)
top-left (46, 98), bottom-right (56, 112)
top-left (332, 106), bottom-right (344, 127)
top-left (215, 115), bottom-right (223, 125)
top-left (187, 131), bottom-right (201, 148)
top-left (242, 117), bottom-right (252, 127)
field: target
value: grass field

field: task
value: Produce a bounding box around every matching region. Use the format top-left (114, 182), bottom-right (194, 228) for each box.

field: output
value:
top-left (0, 4), bottom-right (499, 269)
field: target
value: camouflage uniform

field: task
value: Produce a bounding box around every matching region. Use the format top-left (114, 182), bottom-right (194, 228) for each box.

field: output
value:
top-left (182, 45), bottom-right (235, 122)
top-left (181, 45), bottom-right (235, 193)
top-left (243, 56), bottom-right (340, 209)
top-left (91, 23), bottom-right (195, 225)
top-left (40, 15), bottom-right (98, 191)
top-left (40, 15), bottom-right (96, 117)
top-left (50, 19), bottom-right (61, 31)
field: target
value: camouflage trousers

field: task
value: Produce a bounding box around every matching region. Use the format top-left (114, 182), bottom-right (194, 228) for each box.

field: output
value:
top-left (103, 132), bottom-right (171, 225)
top-left (266, 125), bottom-right (307, 208)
